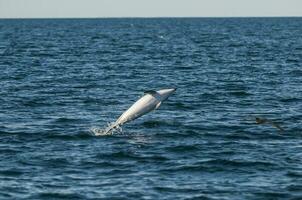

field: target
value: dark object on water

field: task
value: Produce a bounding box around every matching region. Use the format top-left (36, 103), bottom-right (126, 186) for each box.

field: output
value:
top-left (255, 117), bottom-right (284, 132)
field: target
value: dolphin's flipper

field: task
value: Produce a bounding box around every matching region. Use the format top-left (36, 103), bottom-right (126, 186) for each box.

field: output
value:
top-left (155, 102), bottom-right (162, 110)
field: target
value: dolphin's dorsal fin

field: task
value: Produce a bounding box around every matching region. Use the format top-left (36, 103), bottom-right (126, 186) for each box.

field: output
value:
top-left (144, 90), bottom-right (157, 95)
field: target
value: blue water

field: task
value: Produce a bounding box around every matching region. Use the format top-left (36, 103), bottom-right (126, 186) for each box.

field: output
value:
top-left (1, 18), bottom-right (302, 199)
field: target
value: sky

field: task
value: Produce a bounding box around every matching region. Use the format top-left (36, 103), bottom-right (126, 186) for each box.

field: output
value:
top-left (0, 0), bottom-right (301, 18)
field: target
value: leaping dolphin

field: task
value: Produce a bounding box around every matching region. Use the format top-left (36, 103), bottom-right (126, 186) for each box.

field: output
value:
top-left (100, 88), bottom-right (176, 135)
top-left (255, 117), bottom-right (284, 132)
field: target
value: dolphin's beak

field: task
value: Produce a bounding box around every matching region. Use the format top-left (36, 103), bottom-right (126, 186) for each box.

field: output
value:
top-left (157, 88), bottom-right (176, 101)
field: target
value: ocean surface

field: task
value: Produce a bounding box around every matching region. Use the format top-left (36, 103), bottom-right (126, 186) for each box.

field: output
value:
top-left (0, 18), bottom-right (302, 199)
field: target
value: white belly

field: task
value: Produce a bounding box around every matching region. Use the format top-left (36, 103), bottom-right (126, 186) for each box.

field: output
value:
top-left (116, 94), bottom-right (159, 125)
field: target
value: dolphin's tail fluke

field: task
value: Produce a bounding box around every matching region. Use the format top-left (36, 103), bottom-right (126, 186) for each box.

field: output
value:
top-left (269, 121), bottom-right (284, 132)
top-left (99, 122), bottom-right (119, 135)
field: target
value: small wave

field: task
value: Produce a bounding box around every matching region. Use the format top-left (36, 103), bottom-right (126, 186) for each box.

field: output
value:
top-left (54, 117), bottom-right (82, 123)
top-left (172, 102), bottom-right (195, 110)
top-left (161, 159), bottom-right (277, 173)
top-left (286, 171), bottom-right (302, 178)
top-left (287, 184), bottom-right (302, 192)
top-left (90, 122), bottom-right (123, 136)
top-left (280, 97), bottom-right (300, 103)
top-left (142, 120), bottom-right (165, 128)
top-left (95, 151), bottom-right (140, 160)
top-left (46, 132), bottom-right (92, 140)
top-left (142, 120), bottom-right (181, 128)
top-left (0, 169), bottom-right (23, 177)
top-left (229, 91), bottom-right (252, 96)
top-left (165, 145), bottom-right (200, 152)
top-left (35, 192), bottom-right (85, 199)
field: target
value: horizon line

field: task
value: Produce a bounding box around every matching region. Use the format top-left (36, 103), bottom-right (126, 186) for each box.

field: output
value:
top-left (0, 16), bottom-right (302, 20)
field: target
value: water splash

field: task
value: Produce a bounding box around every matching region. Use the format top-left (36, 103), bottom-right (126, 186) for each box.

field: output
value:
top-left (90, 122), bottom-right (123, 136)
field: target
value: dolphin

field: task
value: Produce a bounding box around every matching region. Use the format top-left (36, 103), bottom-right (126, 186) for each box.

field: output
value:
top-left (255, 117), bottom-right (284, 132)
top-left (100, 88), bottom-right (176, 135)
